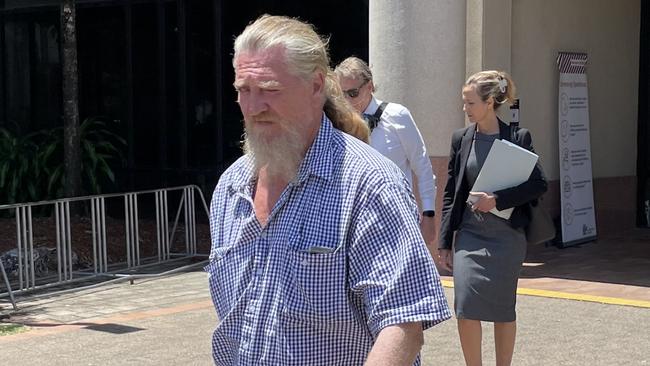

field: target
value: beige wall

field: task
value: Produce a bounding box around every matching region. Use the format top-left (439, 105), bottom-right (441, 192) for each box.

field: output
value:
top-left (467, 0), bottom-right (513, 77)
top-left (372, 0), bottom-right (642, 234)
top-left (370, 0), bottom-right (467, 157)
top-left (511, 0), bottom-right (640, 180)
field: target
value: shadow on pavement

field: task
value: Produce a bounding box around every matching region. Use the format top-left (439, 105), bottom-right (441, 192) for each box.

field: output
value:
top-left (521, 228), bottom-right (650, 288)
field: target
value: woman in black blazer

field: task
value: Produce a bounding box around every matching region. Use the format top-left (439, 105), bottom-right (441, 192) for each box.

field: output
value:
top-left (437, 71), bottom-right (547, 366)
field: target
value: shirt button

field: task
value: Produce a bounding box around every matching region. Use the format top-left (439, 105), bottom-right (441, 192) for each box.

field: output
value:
top-left (301, 259), bottom-right (309, 266)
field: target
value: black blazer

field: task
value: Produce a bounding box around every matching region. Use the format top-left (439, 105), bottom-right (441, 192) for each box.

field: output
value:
top-left (438, 120), bottom-right (548, 250)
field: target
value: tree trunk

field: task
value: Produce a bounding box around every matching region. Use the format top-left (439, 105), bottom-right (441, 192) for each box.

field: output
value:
top-left (61, 0), bottom-right (81, 199)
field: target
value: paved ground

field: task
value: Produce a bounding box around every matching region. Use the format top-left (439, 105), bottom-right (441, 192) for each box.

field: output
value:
top-left (1, 230), bottom-right (649, 365)
top-left (1, 270), bottom-right (649, 365)
top-left (1, 270), bottom-right (216, 366)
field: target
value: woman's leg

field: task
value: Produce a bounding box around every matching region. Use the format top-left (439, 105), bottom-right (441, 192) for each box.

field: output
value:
top-left (458, 319), bottom-right (482, 366)
top-left (494, 321), bottom-right (516, 366)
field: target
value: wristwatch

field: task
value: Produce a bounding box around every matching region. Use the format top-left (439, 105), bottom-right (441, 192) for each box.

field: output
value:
top-left (422, 210), bottom-right (435, 217)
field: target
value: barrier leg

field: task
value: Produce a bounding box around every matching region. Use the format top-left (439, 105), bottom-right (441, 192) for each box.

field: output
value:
top-left (0, 260), bottom-right (18, 310)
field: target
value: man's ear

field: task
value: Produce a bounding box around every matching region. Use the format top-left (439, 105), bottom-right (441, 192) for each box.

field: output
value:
top-left (312, 71), bottom-right (326, 96)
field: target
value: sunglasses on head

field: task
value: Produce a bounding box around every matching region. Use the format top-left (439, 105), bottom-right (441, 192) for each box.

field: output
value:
top-left (343, 79), bottom-right (369, 98)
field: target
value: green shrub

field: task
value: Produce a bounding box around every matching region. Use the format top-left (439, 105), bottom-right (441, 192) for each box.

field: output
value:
top-left (0, 127), bottom-right (42, 204)
top-left (41, 116), bottom-right (126, 198)
top-left (0, 116), bottom-right (125, 205)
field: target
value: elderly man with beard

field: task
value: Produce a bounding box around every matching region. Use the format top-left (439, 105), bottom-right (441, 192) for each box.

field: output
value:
top-left (205, 15), bottom-right (451, 366)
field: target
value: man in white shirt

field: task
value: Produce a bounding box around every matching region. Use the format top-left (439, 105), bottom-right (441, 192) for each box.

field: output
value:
top-left (335, 57), bottom-right (438, 248)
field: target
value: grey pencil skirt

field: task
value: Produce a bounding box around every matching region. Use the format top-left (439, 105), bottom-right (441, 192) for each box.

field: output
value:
top-left (453, 208), bottom-right (527, 322)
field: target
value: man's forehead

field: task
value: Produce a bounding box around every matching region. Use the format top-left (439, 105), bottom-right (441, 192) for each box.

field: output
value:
top-left (234, 48), bottom-right (288, 80)
top-left (339, 76), bottom-right (360, 86)
top-left (233, 69), bottom-right (283, 90)
top-left (235, 47), bottom-right (287, 70)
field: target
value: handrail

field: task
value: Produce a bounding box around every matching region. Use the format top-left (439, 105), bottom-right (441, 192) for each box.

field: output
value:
top-left (0, 185), bottom-right (211, 309)
top-left (0, 185), bottom-right (209, 210)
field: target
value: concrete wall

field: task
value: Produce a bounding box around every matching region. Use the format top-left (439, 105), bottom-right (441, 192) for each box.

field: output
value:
top-left (370, 0), bottom-right (466, 157)
top-left (511, 0), bottom-right (641, 180)
top-left (373, 0), bottom-right (642, 235)
top-left (467, 0), bottom-right (513, 77)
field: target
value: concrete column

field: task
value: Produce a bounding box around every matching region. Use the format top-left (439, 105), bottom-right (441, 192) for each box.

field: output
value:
top-left (467, 0), bottom-right (513, 75)
top-left (369, 0), bottom-right (467, 157)
top-left (466, 0), bottom-right (485, 78)
top-left (466, 0), bottom-right (513, 121)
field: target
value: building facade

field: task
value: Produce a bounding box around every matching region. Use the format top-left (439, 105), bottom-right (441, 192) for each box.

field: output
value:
top-left (1, 0), bottom-right (647, 236)
top-left (0, 0), bottom-right (368, 196)
top-left (370, 0), bottom-right (646, 236)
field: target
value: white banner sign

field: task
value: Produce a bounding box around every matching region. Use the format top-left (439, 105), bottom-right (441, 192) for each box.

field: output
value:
top-left (557, 52), bottom-right (597, 245)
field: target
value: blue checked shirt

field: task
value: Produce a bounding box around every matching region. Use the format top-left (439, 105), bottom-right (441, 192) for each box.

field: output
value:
top-left (206, 115), bottom-right (451, 365)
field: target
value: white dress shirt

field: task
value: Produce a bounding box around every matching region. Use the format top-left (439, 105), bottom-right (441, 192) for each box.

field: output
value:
top-left (364, 96), bottom-right (437, 211)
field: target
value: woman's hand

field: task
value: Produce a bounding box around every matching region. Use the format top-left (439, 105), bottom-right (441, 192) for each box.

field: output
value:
top-left (468, 191), bottom-right (497, 213)
top-left (437, 249), bottom-right (453, 272)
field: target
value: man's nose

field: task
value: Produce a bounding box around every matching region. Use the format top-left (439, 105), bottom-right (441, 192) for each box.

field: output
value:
top-left (244, 92), bottom-right (268, 116)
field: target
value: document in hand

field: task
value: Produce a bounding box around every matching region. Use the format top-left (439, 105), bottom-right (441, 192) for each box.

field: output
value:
top-left (469, 139), bottom-right (539, 219)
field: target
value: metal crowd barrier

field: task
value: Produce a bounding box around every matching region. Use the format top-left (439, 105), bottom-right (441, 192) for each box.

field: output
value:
top-left (0, 185), bottom-right (210, 309)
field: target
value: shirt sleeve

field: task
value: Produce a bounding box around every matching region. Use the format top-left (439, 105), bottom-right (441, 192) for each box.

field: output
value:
top-left (386, 106), bottom-right (437, 211)
top-left (348, 181), bottom-right (451, 338)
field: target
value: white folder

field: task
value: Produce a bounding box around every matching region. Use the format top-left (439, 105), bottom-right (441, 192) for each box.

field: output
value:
top-left (469, 139), bottom-right (539, 219)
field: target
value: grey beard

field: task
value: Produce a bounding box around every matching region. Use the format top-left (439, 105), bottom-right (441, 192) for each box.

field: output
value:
top-left (242, 128), bottom-right (306, 182)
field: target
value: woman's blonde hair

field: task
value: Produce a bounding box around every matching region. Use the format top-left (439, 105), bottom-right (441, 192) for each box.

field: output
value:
top-left (464, 70), bottom-right (516, 110)
top-left (233, 15), bottom-right (369, 142)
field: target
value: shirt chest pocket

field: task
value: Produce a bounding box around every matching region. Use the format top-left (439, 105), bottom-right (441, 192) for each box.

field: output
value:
top-left (283, 244), bottom-right (356, 324)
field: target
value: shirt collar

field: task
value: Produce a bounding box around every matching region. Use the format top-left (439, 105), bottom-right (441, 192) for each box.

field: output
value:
top-left (363, 95), bottom-right (381, 115)
top-left (295, 113), bottom-right (333, 184)
top-left (228, 113), bottom-right (334, 192)
top-left (227, 154), bottom-right (255, 194)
